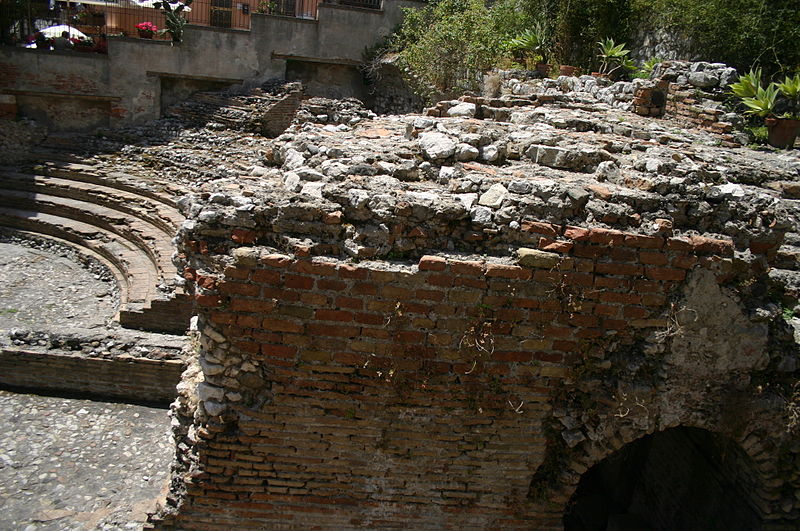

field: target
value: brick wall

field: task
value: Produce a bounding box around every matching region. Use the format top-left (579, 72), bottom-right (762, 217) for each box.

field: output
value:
top-left (665, 84), bottom-right (734, 135)
top-left (150, 220), bottom-right (787, 529)
top-left (118, 294), bottom-right (196, 334)
top-left (0, 94), bottom-right (17, 118)
top-left (0, 349), bottom-right (183, 405)
top-left (259, 89), bottom-right (304, 137)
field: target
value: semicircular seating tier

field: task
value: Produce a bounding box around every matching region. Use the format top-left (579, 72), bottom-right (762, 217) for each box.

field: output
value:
top-left (0, 161), bottom-right (192, 334)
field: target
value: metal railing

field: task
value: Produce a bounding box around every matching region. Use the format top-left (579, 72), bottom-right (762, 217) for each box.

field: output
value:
top-left (1, 0), bottom-right (382, 46)
top-left (325, 0), bottom-right (381, 10)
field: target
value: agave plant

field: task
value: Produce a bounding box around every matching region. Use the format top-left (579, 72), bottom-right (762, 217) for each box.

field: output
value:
top-left (596, 38), bottom-right (630, 77)
top-left (730, 68), bottom-right (762, 99)
top-left (777, 74), bottom-right (800, 100)
top-left (637, 56), bottom-right (662, 79)
top-left (742, 84), bottom-right (779, 117)
top-left (506, 22), bottom-right (548, 64)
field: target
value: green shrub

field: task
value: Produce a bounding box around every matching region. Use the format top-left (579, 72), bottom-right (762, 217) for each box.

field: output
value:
top-left (388, 0), bottom-right (799, 100)
top-left (547, 0), bottom-right (633, 68)
top-left (746, 125), bottom-right (769, 145)
top-left (396, 0), bottom-right (506, 97)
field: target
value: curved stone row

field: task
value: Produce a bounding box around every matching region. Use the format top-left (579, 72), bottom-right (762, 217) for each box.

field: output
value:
top-left (0, 164), bottom-right (191, 333)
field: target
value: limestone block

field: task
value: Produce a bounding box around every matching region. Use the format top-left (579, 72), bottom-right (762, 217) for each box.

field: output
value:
top-left (517, 248), bottom-right (561, 268)
top-left (418, 132), bottom-right (456, 160)
top-left (447, 102), bottom-right (476, 117)
top-left (478, 183), bottom-right (508, 208)
top-left (688, 71), bottom-right (718, 88)
top-left (452, 144), bottom-right (477, 162)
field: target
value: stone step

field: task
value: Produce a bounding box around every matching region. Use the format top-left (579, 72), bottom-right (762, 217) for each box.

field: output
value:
top-left (38, 162), bottom-right (183, 209)
top-left (0, 189), bottom-right (178, 283)
top-left (0, 206), bottom-right (159, 305)
top-left (1, 170), bottom-right (183, 234)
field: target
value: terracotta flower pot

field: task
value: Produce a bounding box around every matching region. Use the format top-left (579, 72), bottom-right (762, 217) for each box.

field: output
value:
top-left (766, 117), bottom-right (800, 149)
top-left (559, 65), bottom-right (578, 77)
top-left (535, 63), bottom-right (551, 77)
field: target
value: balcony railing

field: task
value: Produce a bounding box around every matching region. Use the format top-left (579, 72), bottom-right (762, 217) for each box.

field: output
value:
top-left (0, 0), bottom-right (382, 46)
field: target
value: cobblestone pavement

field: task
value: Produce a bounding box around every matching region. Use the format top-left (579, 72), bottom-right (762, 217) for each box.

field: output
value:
top-left (0, 239), bottom-right (118, 333)
top-left (0, 390), bottom-right (173, 530)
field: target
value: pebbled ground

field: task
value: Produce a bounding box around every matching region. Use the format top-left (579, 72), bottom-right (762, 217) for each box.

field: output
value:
top-left (0, 390), bottom-right (173, 531)
top-left (0, 240), bottom-right (118, 334)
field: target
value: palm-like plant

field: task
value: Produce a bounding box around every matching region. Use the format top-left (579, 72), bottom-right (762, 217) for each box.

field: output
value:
top-left (777, 74), bottom-right (800, 100)
top-left (506, 22), bottom-right (548, 64)
top-left (596, 38), bottom-right (631, 77)
top-left (154, 0), bottom-right (193, 42)
top-left (730, 68), bottom-right (763, 99)
top-left (742, 84), bottom-right (779, 117)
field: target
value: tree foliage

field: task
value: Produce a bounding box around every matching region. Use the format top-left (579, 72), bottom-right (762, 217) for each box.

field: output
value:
top-left (390, 0), bottom-right (799, 97)
top-left (395, 0), bottom-right (507, 96)
top-left (633, 0), bottom-right (800, 75)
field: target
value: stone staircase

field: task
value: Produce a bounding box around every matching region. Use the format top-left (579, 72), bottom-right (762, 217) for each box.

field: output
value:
top-left (0, 162), bottom-right (193, 333)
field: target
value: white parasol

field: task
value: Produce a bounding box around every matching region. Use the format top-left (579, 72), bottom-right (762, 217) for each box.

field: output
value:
top-left (134, 0), bottom-right (192, 11)
top-left (39, 25), bottom-right (88, 39)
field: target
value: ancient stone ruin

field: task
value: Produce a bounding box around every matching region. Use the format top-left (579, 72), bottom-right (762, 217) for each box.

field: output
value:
top-left (1, 62), bottom-right (799, 530)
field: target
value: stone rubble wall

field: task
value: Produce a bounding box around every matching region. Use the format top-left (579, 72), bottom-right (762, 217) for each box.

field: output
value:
top-left (146, 90), bottom-right (800, 526)
top-left (490, 60), bottom-right (741, 141)
top-left (365, 57), bottom-right (427, 115)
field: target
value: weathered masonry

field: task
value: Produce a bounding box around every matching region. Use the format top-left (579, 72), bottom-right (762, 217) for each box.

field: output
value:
top-left (152, 214), bottom-right (800, 528)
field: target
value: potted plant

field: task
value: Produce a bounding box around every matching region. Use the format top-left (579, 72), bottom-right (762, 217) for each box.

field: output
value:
top-left (153, 0), bottom-right (193, 43)
top-left (70, 36), bottom-right (95, 52)
top-left (770, 73), bottom-right (800, 148)
top-left (737, 70), bottom-right (800, 149)
top-left (559, 65), bottom-right (579, 77)
top-left (135, 21), bottom-right (158, 39)
top-left (506, 23), bottom-right (550, 76)
top-left (255, 0), bottom-right (277, 14)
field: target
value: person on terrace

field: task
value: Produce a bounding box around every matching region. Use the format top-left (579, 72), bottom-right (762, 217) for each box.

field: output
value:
top-left (53, 31), bottom-right (73, 51)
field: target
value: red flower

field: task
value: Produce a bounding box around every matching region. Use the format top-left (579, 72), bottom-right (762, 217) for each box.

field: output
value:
top-left (135, 22), bottom-right (158, 33)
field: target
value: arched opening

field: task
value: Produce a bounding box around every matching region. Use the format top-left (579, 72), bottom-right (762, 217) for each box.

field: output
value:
top-left (564, 426), bottom-right (764, 531)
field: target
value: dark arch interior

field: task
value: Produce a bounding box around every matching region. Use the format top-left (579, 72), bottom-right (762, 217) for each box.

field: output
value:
top-left (564, 426), bottom-right (763, 531)
top-left (650, 89), bottom-right (667, 108)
